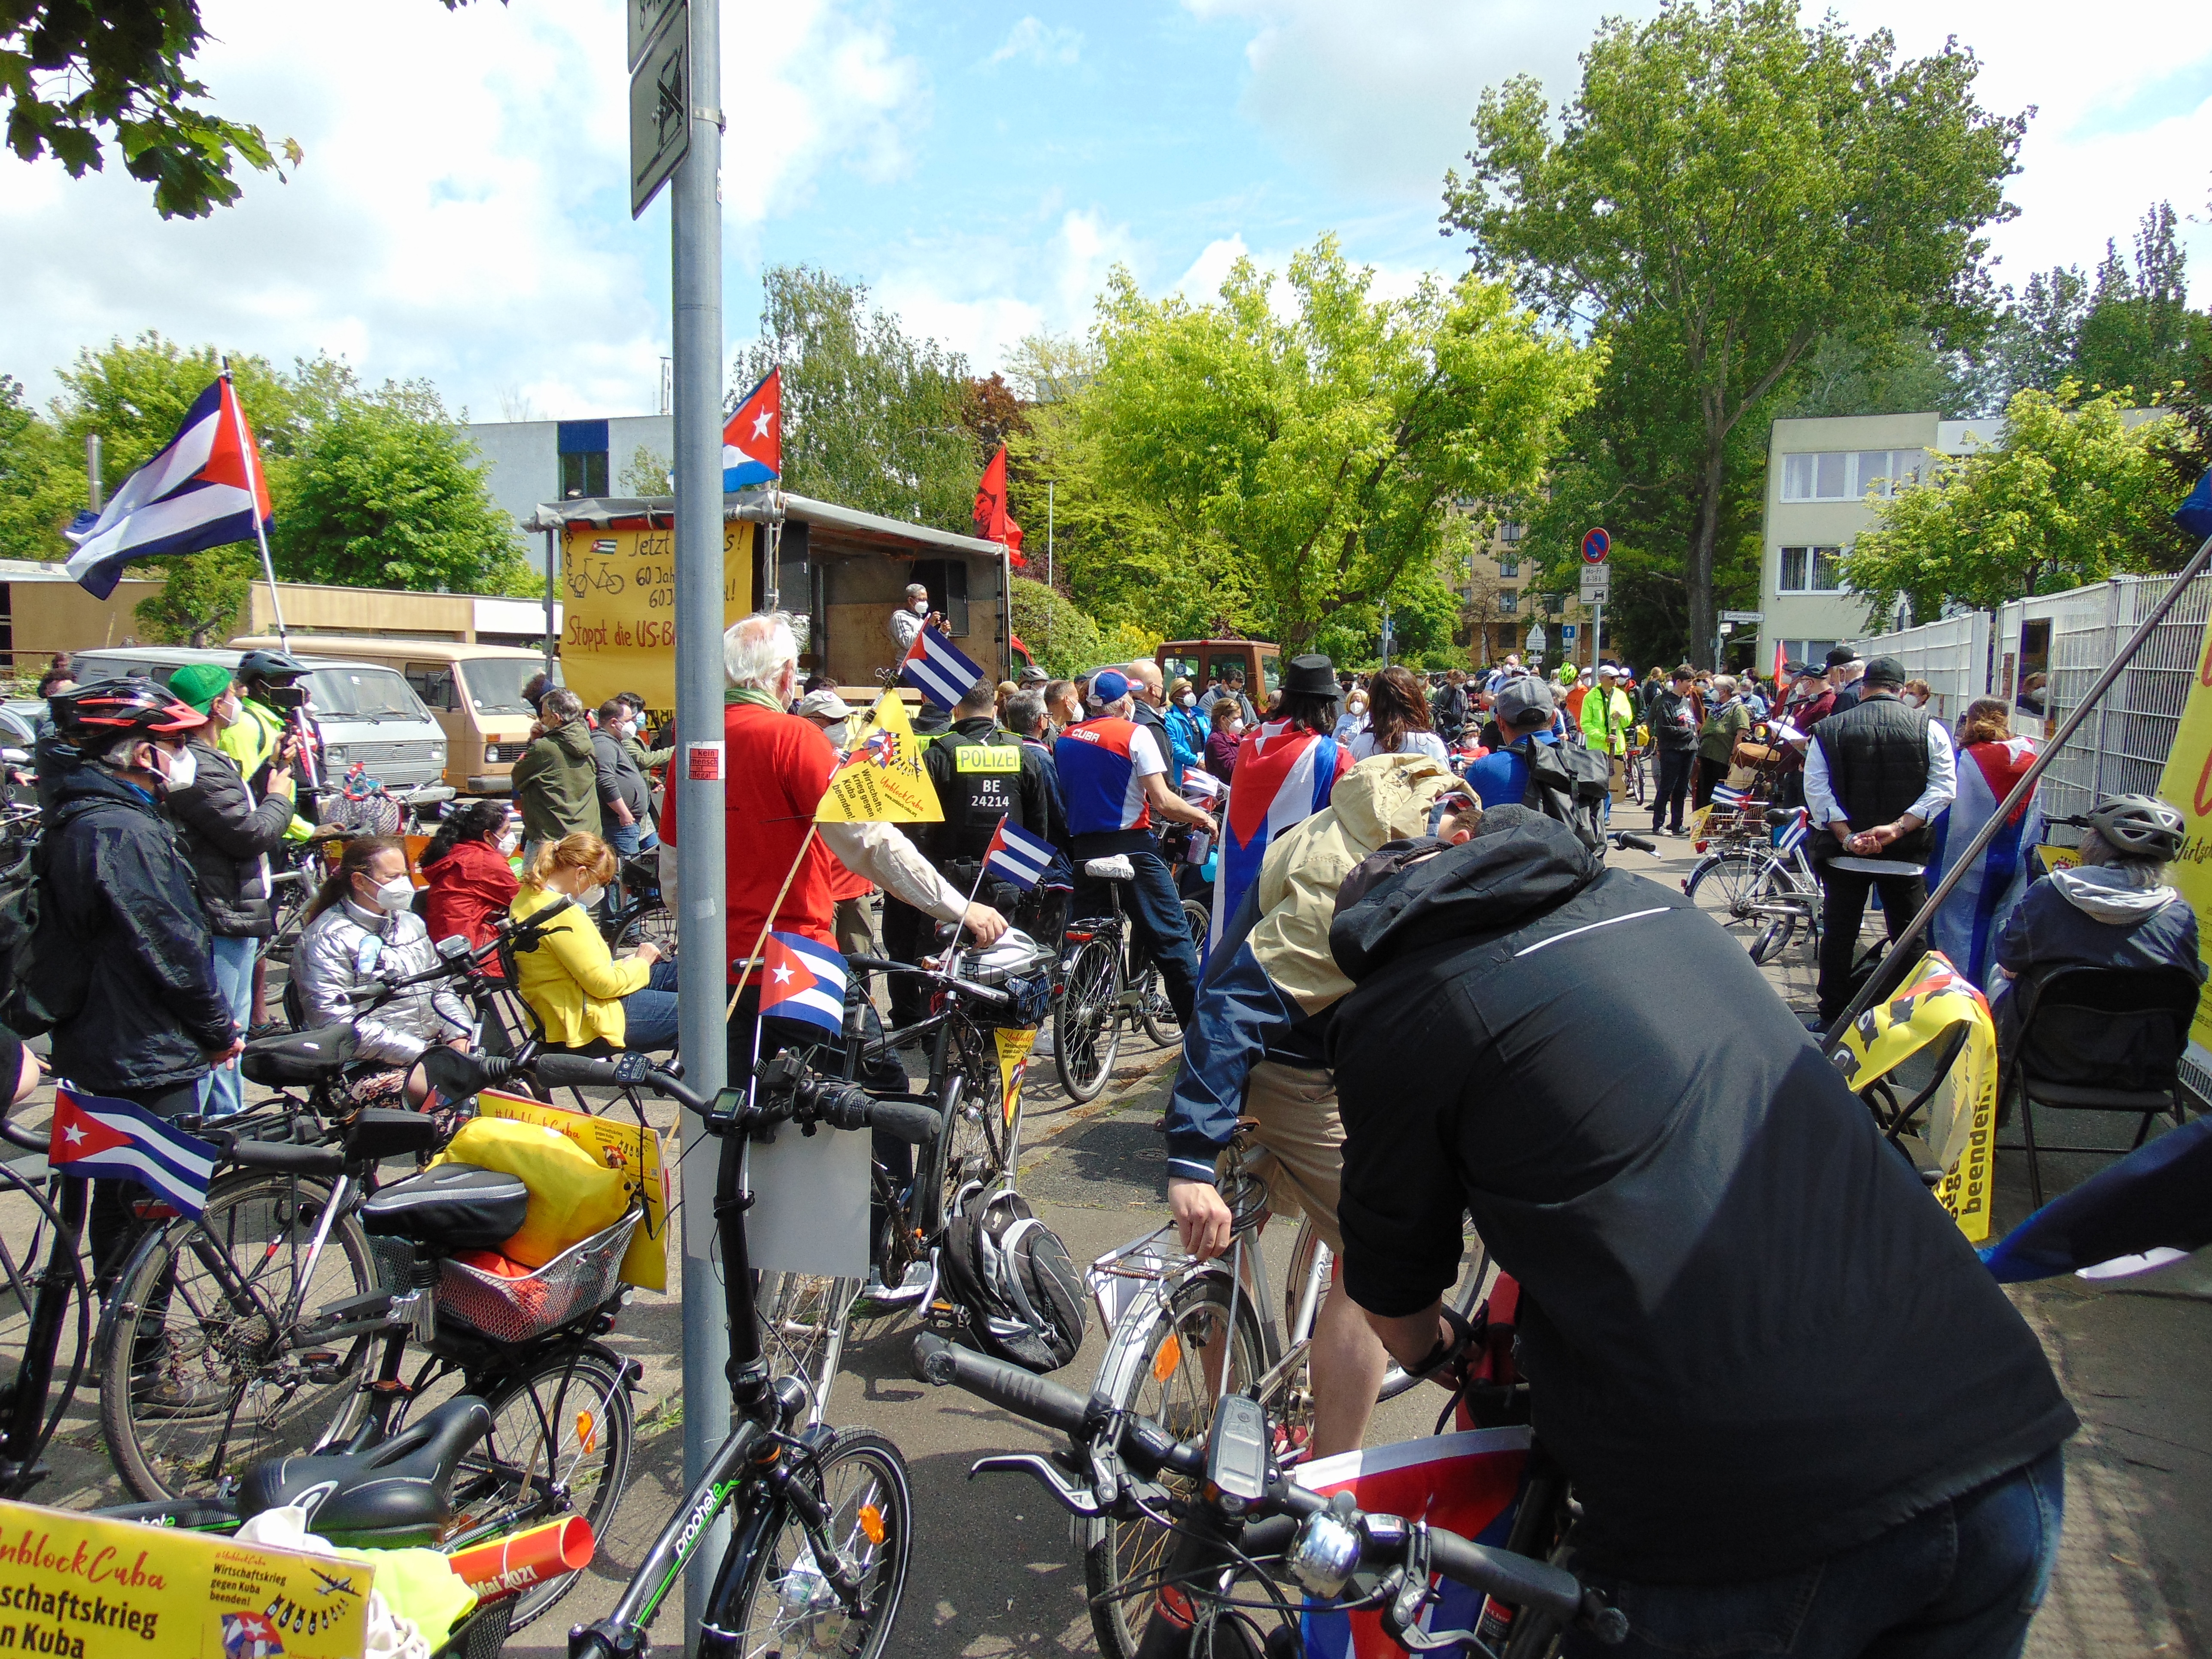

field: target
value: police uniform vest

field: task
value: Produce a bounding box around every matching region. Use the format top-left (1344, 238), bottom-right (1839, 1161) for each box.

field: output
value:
top-left (921, 719), bottom-right (1029, 865)
top-left (1812, 694), bottom-right (1934, 863)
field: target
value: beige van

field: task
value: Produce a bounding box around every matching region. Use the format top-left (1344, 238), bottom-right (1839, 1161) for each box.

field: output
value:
top-left (231, 636), bottom-right (563, 795)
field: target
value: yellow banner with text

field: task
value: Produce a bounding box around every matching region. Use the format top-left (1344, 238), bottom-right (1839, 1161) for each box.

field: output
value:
top-left (2154, 618), bottom-right (2212, 1058)
top-left (560, 520), bottom-right (753, 711)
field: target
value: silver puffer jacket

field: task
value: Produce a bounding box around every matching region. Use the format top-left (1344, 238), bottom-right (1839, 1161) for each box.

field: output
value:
top-left (295, 898), bottom-right (473, 1066)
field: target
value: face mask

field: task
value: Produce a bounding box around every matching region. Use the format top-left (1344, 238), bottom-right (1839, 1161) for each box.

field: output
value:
top-left (1900, 694), bottom-right (1922, 708)
top-left (372, 874), bottom-right (415, 914)
top-left (823, 720), bottom-right (850, 747)
top-left (912, 599), bottom-right (930, 614)
top-left (148, 741), bottom-right (196, 792)
top-left (1177, 693), bottom-right (1195, 708)
top-left (498, 830), bottom-right (521, 856)
top-left (577, 884), bottom-right (606, 910)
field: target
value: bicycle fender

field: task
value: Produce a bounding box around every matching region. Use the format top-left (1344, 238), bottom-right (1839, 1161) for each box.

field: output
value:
top-left (1088, 1258), bottom-right (1245, 1412)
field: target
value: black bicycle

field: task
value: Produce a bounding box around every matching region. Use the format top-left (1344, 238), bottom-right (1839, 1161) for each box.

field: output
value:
top-left (1054, 854), bottom-right (1205, 1103)
top-left (912, 1332), bottom-right (1626, 1658)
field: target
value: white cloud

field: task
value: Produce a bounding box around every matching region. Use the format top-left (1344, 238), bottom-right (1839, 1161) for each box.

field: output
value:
top-left (867, 208), bottom-right (1136, 371)
top-left (988, 17), bottom-right (1083, 69)
top-left (1177, 235), bottom-right (1250, 300)
top-left (0, 0), bottom-right (927, 420)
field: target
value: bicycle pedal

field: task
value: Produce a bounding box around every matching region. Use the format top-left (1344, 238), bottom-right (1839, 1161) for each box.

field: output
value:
top-left (300, 1350), bottom-right (346, 1384)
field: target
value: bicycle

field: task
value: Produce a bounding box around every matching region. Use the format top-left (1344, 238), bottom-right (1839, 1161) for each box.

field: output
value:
top-left (912, 1331), bottom-right (1626, 1659)
top-left (1682, 806), bottom-right (1821, 965)
top-left (1054, 854), bottom-right (1206, 1103)
top-left (565, 1048), bottom-right (933, 1659)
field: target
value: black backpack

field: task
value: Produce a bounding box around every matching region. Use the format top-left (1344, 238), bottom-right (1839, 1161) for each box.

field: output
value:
top-left (940, 1182), bottom-right (1088, 1373)
top-left (0, 811), bottom-right (93, 1037)
top-left (1516, 737), bottom-right (1611, 860)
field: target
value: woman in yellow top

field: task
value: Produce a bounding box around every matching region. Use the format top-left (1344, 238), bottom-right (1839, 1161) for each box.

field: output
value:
top-left (510, 833), bottom-right (680, 1053)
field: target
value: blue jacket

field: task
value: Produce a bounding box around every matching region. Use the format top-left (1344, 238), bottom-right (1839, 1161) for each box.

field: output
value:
top-left (1164, 705), bottom-right (1207, 781)
top-left (1463, 729), bottom-right (1559, 810)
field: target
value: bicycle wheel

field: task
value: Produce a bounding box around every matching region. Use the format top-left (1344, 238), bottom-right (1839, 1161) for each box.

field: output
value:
top-left (940, 1022), bottom-right (1006, 1194)
top-left (0, 1162), bottom-right (93, 1473)
top-left (1136, 899), bottom-right (1207, 1048)
top-left (756, 1272), bottom-right (861, 1423)
top-left (101, 1170), bottom-right (376, 1501)
top-left (1054, 936), bottom-right (1123, 1103)
top-left (1627, 751), bottom-right (1648, 808)
top-left (1082, 1272), bottom-right (1269, 1659)
top-left (1747, 865), bottom-right (1803, 965)
top-left (717, 1428), bottom-right (913, 1659)
top-left (1682, 848), bottom-right (1773, 953)
top-left (454, 1344), bottom-right (636, 1630)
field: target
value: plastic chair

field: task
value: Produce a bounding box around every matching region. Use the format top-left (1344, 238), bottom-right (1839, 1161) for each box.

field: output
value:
top-left (1999, 963), bottom-right (2200, 1208)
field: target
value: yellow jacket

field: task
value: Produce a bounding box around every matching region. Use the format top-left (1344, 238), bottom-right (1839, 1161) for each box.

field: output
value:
top-left (510, 884), bottom-right (651, 1048)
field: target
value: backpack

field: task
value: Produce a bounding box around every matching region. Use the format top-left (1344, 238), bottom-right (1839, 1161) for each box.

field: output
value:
top-left (0, 808), bottom-right (96, 1037)
top-left (939, 1181), bottom-right (1088, 1373)
top-left (1516, 737), bottom-right (1611, 860)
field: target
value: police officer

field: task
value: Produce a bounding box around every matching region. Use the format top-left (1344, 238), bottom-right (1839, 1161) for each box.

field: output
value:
top-left (882, 674), bottom-right (1066, 1028)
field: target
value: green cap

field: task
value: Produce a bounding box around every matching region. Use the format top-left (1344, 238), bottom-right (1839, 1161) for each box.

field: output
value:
top-left (167, 662), bottom-right (234, 714)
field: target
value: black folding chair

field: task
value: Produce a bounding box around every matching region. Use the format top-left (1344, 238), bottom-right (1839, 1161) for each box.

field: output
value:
top-left (1999, 963), bottom-right (2200, 1208)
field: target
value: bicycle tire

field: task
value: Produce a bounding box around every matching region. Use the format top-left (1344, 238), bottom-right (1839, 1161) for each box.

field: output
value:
top-left (456, 1344), bottom-right (637, 1630)
top-left (0, 1160), bottom-right (93, 1481)
top-left (755, 1272), bottom-right (861, 1423)
top-left (1683, 848), bottom-right (1772, 952)
top-left (1082, 1271), bottom-right (1269, 1659)
top-left (1748, 863), bottom-right (1802, 965)
top-left (1054, 936), bottom-right (1123, 1103)
top-left (100, 1170), bottom-right (377, 1502)
top-left (1137, 899), bottom-right (1207, 1048)
top-left (712, 1428), bottom-right (913, 1659)
top-left (940, 1021), bottom-right (1006, 1196)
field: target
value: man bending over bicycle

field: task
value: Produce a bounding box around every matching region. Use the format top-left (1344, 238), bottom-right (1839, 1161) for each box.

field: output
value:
top-left (1165, 754), bottom-right (1465, 1458)
top-left (1329, 804), bottom-right (2075, 1659)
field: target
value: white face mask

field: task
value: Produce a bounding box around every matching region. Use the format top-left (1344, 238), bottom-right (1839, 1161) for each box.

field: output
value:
top-left (1177, 693), bottom-right (1195, 708)
top-left (576, 884), bottom-right (606, 910)
top-left (147, 741), bottom-right (196, 792)
top-left (371, 874), bottom-right (415, 914)
top-left (912, 598), bottom-right (930, 614)
top-left (498, 830), bottom-right (521, 856)
top-left (1900, 693), bottom-right (1922, 708)
top-left (822, 720), bottom-right (850, 747)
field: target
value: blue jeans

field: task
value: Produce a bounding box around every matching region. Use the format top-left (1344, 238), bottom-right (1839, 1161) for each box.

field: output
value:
top-left (1562, 1446), bottom-right (2065, 1659)
top-left (205, 934), bottom-right (258, 1117)
top-left (617, 957), bottom-right (684, 1052)
top-left (607, 821), bottom-right (641, 860)
top-left (1073, 842), bottom-right (1201, 1027)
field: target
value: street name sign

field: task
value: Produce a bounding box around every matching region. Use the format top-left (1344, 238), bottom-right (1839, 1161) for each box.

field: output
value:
top-left (1720, 609), bottom-right (1765, 624)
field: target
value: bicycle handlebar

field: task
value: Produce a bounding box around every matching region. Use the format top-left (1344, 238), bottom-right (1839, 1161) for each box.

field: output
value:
top-left (225, 1137), bottom-right (346, 1176)
top-left (0, 1117), bottom-right (45, 1155)
top-left (532, 1051), bottom-right (710, 1117)
top-left (912, 1332), bottom-right (1103, 1441)
top-left (842, 953), bottom-right (1014, 1010)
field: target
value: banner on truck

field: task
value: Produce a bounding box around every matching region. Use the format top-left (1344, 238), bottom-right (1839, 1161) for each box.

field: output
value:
top-left (561, 519), bottom-right (754, 710)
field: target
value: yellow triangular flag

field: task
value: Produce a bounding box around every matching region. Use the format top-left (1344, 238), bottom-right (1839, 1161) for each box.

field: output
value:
top-left (816, 689), bottom-right (943, 823)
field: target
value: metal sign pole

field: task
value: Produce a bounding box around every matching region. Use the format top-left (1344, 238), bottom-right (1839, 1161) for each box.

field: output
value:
top-left (668, 0), bottom-right (730, 1632)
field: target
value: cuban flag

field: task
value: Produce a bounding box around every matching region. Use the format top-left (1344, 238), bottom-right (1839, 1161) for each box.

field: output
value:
top-left (49, 1085), bottom-right (218, 1218)
top-left (1926, 734), bottom-right (2043, 988)
top-left (64, 376), bottom-right (272, 599)
top-left (983, 816), bottom-right (1054, 891)
top-left (1208, 722), bottom-right (1349, 957)
top-left (900, 624), bottom-right (984, 710)
top-left (722, 367), bottom-right (781, 491)
top-left (221, 1610), bottom-right (285, 1659)
top-left (1180, 766), bottom-right (1224, 804)
top-left (755, 930), bottom-right (849, 1037)
top-left (1711, 782), bottom-right (1749, 808)
top-left (1773, 807), bottom-right (1809, 857)
top-left (1295, 1426), bottom-right (1532, 1658)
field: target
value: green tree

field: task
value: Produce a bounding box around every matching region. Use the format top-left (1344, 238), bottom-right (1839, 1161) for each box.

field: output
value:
top-left (618, 445), bottom-right (671, 495)
top-left (735, 267), bottom-right (979, 530)
top-left (1446, 0), bottom-right (2023, 661)
top-left (1079, 236), bottom-right (1598, 652)
top-left (132, 545), bottom-right (255, 645)
top-left (48, 332), bottom-right (312, 497)
top-left (1007, 575), bottom-right (1100, 678)
top-left (1846, 384), bottom-right (2193, 623)
top-left (0, 374), bottom-right (78, 559)
top-left (273, 380), bottom-right (530, 594)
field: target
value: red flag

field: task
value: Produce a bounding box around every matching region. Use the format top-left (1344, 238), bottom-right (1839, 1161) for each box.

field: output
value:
top-left (1771, 637), bottom-right (1787, 687)
top-left (973, 444), bottom-right (1025, 565)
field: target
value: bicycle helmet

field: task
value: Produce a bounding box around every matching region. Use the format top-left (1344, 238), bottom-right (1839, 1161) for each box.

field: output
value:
top-left (48, 677), bottom-right (207, 743)
top-left (2086, 793), bottom-right (2185, 861)
top-left (237, 648), bottom-right (309, 684)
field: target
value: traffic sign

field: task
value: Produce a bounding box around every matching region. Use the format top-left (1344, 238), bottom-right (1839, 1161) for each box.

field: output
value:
top-left (628, 0), bottom-right (683, 70)
top-left (1562, 624), bottom-right (1577, 641)
top-left (629, 7), bottom-right (689, 219)
top-left (1580, 527), bottom-right (1610, 565)
top-left (1579, 567), bottom-right (1610, 605)
top-left (1720, 609), bottom-right (1764, 624)
top-left (1525, 626), bottom-right (1548, 653)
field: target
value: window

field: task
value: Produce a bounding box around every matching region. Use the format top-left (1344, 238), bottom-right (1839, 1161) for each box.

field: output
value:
top-left (404, 663), bottom-right (458, 711)
top-left (1497, 589), bottom-right (1518, 613)
top-left (1778, 546), bottom-right (1846, 592)
top-left (1779, 448), bottom-right (1926, 502)
top-left (1498, 559), bottom-right (1519, 578)
top-left (557, 419), bottom-right (610, 500)
top-left (1498, 521), bottom-right (1525, 544)
top-left (1779, 639), bottom-right (1839, 672)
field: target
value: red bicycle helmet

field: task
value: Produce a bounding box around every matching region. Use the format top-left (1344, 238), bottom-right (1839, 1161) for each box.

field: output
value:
top-left (49, 677), bottom-right (209, 742)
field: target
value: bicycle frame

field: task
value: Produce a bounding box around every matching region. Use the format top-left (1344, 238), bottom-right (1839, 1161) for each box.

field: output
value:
top-left (0, 1169), bottom-right (91, 1497)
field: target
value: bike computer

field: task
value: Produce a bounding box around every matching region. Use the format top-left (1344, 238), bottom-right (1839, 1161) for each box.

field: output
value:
top-left (1203, 1394), bottom-right (1270, 1507)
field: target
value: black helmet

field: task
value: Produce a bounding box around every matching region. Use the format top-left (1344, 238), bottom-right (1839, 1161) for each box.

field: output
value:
top-left (2086, 794), bottom-right (2185, 861)
top-left (49, 677), bottom-right (208, 745)
top-left (237, 649), bottom-right (308, 684)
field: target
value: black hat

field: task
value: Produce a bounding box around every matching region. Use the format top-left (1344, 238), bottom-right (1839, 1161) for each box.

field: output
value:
top-left (1823, 645), bottom-right (1860, 670)
top-left (1863, 654), bottom-right (1908, 687)
top-left (1282, 653), bottom-right (1337, 696)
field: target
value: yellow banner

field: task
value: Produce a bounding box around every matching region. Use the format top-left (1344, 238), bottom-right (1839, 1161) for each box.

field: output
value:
top-left (0, 1498), bottom-right (377, 1657)
top-left (560, 520), bottom-right (753, 711)
top-left (993, 1027), bottom-right (1039, 1128)
top-left (1833, 950), bottom-right (2000, 1241)
top-left (2153, 622), bottom-right (2212, 1055)
top-left (816, 690), bottom-right (942, 823)
top-left (477, 1090), bottom-right (669, 1292)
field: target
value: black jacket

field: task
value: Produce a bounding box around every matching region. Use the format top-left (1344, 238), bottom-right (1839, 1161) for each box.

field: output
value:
top-left (1326, 808), bottom-right (2074, 1583)
top-left (40, 765), bottom-right (234, 1093)
top-left (919, 717), bottom-right (1068, 868)
top-left (165, 735), bottom-right (298, 938)
top-left (1430, 683), bottom-right (1469, 740)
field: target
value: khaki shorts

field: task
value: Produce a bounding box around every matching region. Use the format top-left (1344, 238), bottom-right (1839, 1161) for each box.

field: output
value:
top-left (1221, 1060), bottom-right (1344, 1253)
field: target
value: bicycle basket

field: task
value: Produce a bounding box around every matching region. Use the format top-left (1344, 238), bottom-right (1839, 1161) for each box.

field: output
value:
top-left (434, 1206), bottom-right (641, 1343)
top-left (955, 932), bottom-right (1056, 1028)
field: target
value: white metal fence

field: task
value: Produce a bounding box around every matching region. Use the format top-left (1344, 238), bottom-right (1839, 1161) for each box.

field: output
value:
top-left (1851, 611), bottom-right (1990, 729)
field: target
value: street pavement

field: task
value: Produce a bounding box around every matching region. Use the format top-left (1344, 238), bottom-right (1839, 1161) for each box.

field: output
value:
top-left (3, 823), bottom-right (2206, 1656)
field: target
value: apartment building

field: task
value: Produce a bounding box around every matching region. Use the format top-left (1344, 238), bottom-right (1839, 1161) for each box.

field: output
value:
top-left (1453, 510), bottom-right (1596, 669)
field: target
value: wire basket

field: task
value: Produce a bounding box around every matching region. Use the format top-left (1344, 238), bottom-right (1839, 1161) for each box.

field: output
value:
top-left (435, 1207), bottom-right (641, 1344)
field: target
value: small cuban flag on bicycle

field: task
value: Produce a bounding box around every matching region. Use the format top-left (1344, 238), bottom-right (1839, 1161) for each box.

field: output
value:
top-left (982, 815), bottom-right (1054, 891)
top-left (899, 624), bottom-right (984, 710)
top-left (754, 931), bottom-right (850, 1037)
top-left (1711, 782), bottom-right (1749, 808)
top-left (49, 1085), bottom-right (217, 1218)
top-left (1774, 806), bottom-right (1809, 856)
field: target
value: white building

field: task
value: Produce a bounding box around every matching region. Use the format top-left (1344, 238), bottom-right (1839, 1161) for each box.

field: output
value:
top-left (466, 416), bottom-right (675, 530)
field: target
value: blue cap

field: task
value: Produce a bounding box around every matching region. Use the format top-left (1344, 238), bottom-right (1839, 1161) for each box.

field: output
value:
top-left (1092, 669), bottom-right (1130, 703)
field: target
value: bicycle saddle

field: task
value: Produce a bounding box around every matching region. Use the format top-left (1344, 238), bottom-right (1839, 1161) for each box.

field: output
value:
top-left (1083, 855), bottom-right (1136, 881)
top-left (362, 1162), bottom-right (530, 1251)
top-left (239, 1394), bottom-right (494, 1546)
top-left (241, 1022), bottom-right (358, 1085)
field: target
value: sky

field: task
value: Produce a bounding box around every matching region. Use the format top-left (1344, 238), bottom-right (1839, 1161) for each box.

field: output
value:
top-left (3, 0), bottom-right (2210, 425)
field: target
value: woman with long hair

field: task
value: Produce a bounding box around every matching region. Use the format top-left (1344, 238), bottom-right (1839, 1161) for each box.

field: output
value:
top-left (419, 799), bottom-right (519, 963)
top-left (510, 832), bottom-right (680, 1054)
top-left (293, 836), bottom-right (473, 1104)
top-left (1926, 697), bottom-right (2045, 987)
top-left (1348, 666), bottom-right (1450, 763)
